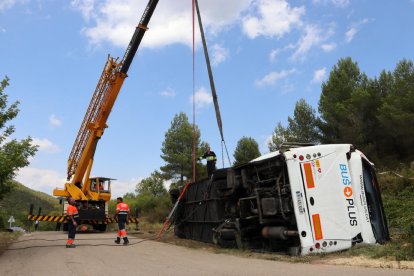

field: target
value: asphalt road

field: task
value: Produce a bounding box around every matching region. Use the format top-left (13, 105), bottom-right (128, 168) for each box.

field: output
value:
top-left (0, 231), bottom-right (412, 276)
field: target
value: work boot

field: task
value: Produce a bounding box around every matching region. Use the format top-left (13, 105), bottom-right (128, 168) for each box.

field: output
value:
top-left (114, 237), bottom-right (121, 244)
top-left (123, 237), bottom-right (129, 245)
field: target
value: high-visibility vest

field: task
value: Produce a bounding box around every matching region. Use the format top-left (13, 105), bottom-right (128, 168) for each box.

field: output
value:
top-left (206, 155), bottom-right (217, 161)
top-left (67, 205), bottom-right (79, 219)
top-left (116, 203), bottom-right (130, 215)
top-left (200, 151), bottom-right (217, 162)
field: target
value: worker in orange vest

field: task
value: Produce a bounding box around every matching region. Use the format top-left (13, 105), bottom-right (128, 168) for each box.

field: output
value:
top-left (66, 197), bottom-right (79, 248)
top-left (115, 197), bottom-right (130, 245)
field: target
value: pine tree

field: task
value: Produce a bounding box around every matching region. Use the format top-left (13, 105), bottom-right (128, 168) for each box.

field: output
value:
top-left (269, 99), bottom-right (319, 151)
top-left (377, 60), bottom-right (414, 162)
top-left (318, 57), bottom-right (369, 143)
top-left (288, 99), bottom-right (320, 144)
top-left (160, 112), bottom-right (206, 183)
top-left (233, 137), bottom-right (261, 166)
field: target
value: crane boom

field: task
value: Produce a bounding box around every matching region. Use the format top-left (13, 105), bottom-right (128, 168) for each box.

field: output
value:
top-left (54, 0), bottom-right (159, 202)
top-left (120, 0), bottom-right (158, 74)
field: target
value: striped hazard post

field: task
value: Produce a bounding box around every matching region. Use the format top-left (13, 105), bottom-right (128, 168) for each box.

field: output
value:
top-left (27, 214), bottom-right (139, 225)
top-left (105, 217), bottom-right (140, 224)
top-left (27, 214), bottom-right (67, 223)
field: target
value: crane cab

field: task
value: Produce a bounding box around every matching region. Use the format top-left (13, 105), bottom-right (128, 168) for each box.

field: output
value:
top-left (87, 176), bottom-right (113, 202)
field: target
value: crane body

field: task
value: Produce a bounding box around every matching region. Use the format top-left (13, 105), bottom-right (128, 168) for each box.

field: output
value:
top-left (50, 0), bottom-right (159, 230)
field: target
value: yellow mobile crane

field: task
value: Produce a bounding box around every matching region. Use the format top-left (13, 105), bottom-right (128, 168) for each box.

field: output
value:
top-left (28, 0), bottom-right (159, 231)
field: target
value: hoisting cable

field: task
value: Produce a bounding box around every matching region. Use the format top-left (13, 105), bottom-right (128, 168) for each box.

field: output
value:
top-left (194, 0), bottom-right (232, 167)
top-left (221, 140), bottom-right (224, 169)
top-left (192, 0), bottom-right (197, 182)
top-left (160, 0), bottom-right (199, 239)
top-left (158, 1), bottom-right (197, 242)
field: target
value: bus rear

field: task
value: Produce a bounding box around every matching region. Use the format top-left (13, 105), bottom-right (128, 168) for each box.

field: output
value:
top-left (284, 144), bottom-right (389, 255)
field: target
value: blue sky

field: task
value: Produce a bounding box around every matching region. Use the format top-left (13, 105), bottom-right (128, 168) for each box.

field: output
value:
top-left (1, 0), bottom-right (413, 197)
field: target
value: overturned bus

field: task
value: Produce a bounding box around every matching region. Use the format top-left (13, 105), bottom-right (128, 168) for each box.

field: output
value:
top-left (171, 144), bottom-right (389, 255)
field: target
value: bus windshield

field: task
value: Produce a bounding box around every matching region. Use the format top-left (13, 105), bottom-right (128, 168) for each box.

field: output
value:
top-left (361, 159), bottom-right (389, 243)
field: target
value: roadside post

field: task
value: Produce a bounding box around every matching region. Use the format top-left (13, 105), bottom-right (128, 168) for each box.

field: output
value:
top-left (8, 216), bottom-right (15, 228)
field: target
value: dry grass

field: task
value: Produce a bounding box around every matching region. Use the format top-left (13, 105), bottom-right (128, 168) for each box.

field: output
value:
top-left (130, 221), bottom-right (322, 264)
top-left (0, 232), bottom-right (21, 256)
top-left (128, 219), bottom-right (414, 270)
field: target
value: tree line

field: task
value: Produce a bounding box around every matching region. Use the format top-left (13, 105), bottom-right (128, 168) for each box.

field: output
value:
top-left (269, 57), bottom-right (414, 168)
top-left (127, 57), bottom-right (414, 222)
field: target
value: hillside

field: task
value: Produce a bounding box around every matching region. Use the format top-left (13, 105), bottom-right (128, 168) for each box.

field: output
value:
top-left (0, 181), bottom-right (60, 231)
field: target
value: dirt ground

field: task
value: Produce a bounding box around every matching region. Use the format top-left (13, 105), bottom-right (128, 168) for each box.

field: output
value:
top-left (315, 256), bottom-right (414, 270)
top-left (0, 230), bottom-right (413, 276)
top-left (150, 229), bottom-right (414, 270)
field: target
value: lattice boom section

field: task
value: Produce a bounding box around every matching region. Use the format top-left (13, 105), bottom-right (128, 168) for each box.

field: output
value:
top-left (67, 57), bottom-right (120, 179)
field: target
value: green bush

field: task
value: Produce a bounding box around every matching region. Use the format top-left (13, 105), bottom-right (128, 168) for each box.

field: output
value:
top-left (379, 171), bottom-right (414, 232)
top-left (375, 169), bottom-right (414, 260)
top-left (110, 192), bottom-right (172, 224)
top-left (132, 193), bottom-right (171, 223)
top-left (380, 174), bottom-right (412, 195)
